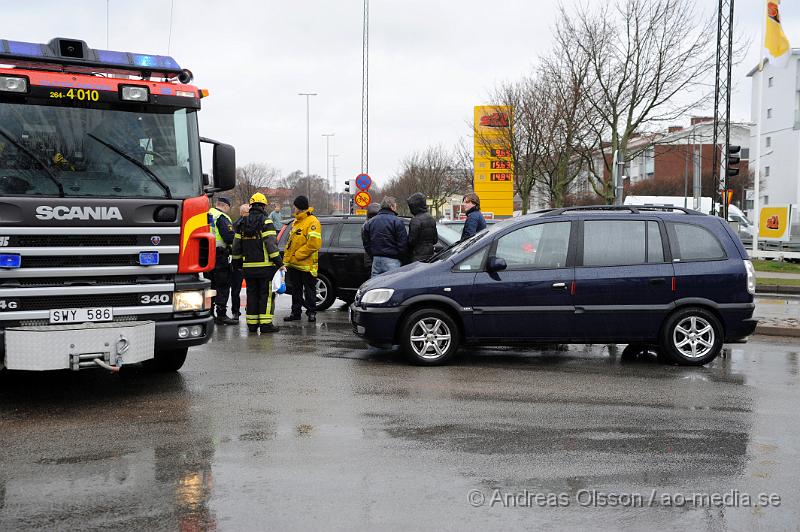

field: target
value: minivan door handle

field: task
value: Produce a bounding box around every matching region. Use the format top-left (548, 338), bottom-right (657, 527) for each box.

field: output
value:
top-left (649, 277), bottom-right (667, 285)
top-left (551, 282), bottom-right (568, 291)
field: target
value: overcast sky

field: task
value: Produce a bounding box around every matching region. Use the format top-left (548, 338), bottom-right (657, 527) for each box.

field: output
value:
top-left (3, 0), bottom-right (799, 191)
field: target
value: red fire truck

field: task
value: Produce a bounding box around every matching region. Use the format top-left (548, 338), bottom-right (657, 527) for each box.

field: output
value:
top-left (0, 37), bottom-right (235, 372)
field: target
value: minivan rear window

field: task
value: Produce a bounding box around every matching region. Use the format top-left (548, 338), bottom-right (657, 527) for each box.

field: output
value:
top-left (669, 222), bottom-right (726, 261)
top-left (583, 220), bottom-right (665, 266)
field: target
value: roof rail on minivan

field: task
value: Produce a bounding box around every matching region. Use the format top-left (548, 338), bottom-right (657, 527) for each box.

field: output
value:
top-left (541, 205), bottom-right (703, 216)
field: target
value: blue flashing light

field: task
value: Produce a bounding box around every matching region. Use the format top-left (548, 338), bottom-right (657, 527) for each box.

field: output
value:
top-left (95, 49), bottom-right (129, 65)
top-left (138, 251), bottom-right (160, 266)
top-left (0, 254), bottom-right (21, 269)
top-left (6, 40), bottom-right (43, 57)
top-left (132, 53), bottom-right (159, 68)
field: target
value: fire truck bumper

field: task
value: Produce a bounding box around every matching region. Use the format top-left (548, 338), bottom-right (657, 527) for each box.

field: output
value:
top-left (1, 314), bottom-right (213, 371)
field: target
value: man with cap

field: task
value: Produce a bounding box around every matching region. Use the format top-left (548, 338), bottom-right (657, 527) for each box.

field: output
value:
top-left (231, 192), bottom-right (284, 334)
top-left (208, 196), bottom-right (237, 325)
top-left (283, 195), bottom-right (322, 322)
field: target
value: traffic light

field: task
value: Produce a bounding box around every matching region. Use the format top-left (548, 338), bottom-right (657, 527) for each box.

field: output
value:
top-left (344, 180), bottom-right (351, 194)
top-left (726, 145), bottom-right (741, 177)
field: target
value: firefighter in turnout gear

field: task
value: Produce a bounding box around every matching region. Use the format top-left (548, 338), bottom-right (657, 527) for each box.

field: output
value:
top-left (208, 196), bottom-right (237, 325)
top-left (283, 195), bottom-right (322, 323)
top-left (231, 192), bottom-right (284, 334)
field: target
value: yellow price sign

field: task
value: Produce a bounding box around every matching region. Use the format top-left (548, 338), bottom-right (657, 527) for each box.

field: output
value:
top-left (759, 205), bottom-right (793, 241)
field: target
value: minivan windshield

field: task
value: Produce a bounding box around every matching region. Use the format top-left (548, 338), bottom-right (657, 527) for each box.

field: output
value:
top-left (433, 229), bottom-right (489, 262)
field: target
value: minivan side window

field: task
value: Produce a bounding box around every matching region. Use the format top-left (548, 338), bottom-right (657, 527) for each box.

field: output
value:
top-left (583, 220), bottom-right (665, 266)
top-left (455, 247), bottom-right (488, 271)
top-left (669, 222), bottom-right (726, 261)
top-left (494, 222), bottom-right (570, 269)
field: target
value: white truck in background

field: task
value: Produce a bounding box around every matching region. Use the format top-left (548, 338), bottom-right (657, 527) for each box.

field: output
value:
top-left (624, 196), bottom-right (756, 238)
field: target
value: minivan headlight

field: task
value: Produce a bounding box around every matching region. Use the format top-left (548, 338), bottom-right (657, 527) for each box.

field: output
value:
top-left (361, 288), bottom-right (394, 305)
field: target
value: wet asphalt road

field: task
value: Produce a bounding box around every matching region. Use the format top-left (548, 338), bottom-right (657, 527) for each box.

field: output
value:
top-left (1, 298), bottom-right (799, 531)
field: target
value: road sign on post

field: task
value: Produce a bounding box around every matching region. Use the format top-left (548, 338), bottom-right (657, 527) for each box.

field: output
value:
top-left (354, 190), bottom-right (371, 208)
top-left (355, 173), bottom-right (372, 191)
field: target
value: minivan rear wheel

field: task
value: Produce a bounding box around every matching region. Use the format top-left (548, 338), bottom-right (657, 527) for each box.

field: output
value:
top-left (660, 307), bottom-right (723, 366)
top-left (401, 308), bottom-right (459, 365)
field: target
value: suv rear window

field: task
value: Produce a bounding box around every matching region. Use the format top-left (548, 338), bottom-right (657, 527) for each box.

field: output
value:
top-left (337, 223), bottom-right (363, 248)
top-left (278, 220), bottom-right (336, 247)
top-left (669, 222), bottom-right (726, 261)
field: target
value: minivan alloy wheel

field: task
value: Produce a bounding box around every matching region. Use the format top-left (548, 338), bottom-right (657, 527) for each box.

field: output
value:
top-left (409, 318), bottom-right (452, 359)
top-left (672, 316), bottom-right (715, 359)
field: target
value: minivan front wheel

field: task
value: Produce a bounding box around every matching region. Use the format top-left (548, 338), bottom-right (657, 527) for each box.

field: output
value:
top-left (661, 307), bottom-right (723, 366)
top-left (401, 309), bottom-right (459, 365)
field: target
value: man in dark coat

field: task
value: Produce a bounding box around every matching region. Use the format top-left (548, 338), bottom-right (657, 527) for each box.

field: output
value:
top-left (362, 196), bottom-right (408, 277)
top-left (460, 192), bottom-right (487, 241)
top-left (406, 193), bottom-right (438, 262)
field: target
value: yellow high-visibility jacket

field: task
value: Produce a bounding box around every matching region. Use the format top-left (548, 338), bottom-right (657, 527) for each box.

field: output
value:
top-left (284, 208), bottom-right (322, 276)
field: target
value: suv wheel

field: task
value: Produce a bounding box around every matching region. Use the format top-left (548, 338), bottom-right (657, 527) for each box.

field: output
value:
top-left (660, 307), bottom-right (722, 366)
top-left (401, 308), bottom-right (459, 365)
top-left (144, 347), bottom-right (188, 372)
top-left (315, 273), bottom-right (336, 311)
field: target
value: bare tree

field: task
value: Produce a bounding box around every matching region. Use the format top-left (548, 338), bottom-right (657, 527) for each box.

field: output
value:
top-left (233, 163), bottom-right (280, 208)
top-left (557, 0), bottom-right (718, 203)
top-left (384, 145), bottom-right (460, 217)
top-left (279, 170), bottom-right (332, 214)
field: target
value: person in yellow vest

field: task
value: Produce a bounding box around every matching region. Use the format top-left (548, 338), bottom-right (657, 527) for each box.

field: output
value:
top-left (208, 196), bottom-right (237, 325)
top-left (283, 195), bottom-right (322, 323)
top-left (231, 192), bottom-right (284, 334)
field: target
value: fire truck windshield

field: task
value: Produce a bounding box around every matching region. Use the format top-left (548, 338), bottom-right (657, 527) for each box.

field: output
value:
top-left (0, 101), bottom-right (202, 198)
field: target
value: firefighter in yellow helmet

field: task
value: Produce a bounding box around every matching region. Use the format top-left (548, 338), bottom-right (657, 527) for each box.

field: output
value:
top-left (283, 195), bottom-right (322, 322)
top-left (231, 192), bottom-right (284, 333)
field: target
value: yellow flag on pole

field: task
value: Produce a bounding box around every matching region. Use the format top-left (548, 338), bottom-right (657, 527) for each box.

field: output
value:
top-left (765, 0), bottom-right (791, 66)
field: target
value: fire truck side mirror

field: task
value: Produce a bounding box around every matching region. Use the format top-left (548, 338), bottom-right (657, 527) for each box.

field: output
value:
top-left (212, 143), bottom-right (236, 191)
top-left (200, 137), bottom-right (236, 192)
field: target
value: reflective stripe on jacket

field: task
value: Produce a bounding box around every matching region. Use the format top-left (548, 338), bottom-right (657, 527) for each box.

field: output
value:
top-left (284, 208), bottom-right (322, 276)
top-left (231, 207), bottom-right (282, 277)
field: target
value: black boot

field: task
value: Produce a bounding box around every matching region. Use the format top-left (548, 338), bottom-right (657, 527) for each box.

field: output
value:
top-left (215, 308), bottom-right (238, 325)
top-left (283, 314), bottom-right (301, 322)
top-left (260, 323), bottom-right (280, 334)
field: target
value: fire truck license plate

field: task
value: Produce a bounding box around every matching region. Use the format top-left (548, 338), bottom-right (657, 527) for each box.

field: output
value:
top-left (49, 307), bottom-right (114, 324)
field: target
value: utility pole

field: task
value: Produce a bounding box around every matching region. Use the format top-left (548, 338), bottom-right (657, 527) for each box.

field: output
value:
top-left (361, 0), bottom-right (369, 174)
top-left (298, 92), bottom-right (317, 198)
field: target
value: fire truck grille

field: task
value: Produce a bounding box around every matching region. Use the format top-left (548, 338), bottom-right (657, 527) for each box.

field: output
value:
top-left (17, 293), bottom-right (170, 311)
top-left (2, 275), bottom-right (172, 288)
top-left (21, 255), bottom-right (178, 268)
top-left (15, 235), bottom-right (140, 247)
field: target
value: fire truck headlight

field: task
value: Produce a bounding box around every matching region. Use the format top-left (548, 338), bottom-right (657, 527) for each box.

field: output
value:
top-left (173, 290), bottom-right (205, 312)
top-left (120, 85), bottom-right (149, 102)
top-left (0, 75), bottom-right (28, 93)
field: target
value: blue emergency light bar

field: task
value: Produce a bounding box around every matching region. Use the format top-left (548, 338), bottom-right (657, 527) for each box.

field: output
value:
top-left (0, 254), bottom-right (21, 269)
top-left (0, 37), bottom-right (189, 81)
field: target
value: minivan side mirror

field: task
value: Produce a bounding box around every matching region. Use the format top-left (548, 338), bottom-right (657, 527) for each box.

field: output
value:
top-left (200, 137), bottom-right (236, 192)
top-left (433, 243), bottom-right (444, 254)
top-left (486, 256), bottom-right (507, 272)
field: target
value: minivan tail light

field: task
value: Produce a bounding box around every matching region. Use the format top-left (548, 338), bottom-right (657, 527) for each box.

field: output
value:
top-left (744, 260), bottom-right (756, 295)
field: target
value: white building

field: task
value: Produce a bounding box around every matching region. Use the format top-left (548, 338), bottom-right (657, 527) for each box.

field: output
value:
top-left (747, 51), bottom-right (800, 209)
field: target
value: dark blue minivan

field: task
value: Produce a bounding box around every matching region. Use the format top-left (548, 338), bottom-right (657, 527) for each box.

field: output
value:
top-left (350, 206), bottom-right (758, 366)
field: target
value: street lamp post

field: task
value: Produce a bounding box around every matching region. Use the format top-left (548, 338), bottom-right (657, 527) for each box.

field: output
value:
top-left (298, 93), bottom-right (317, 198)
top-left (321, 133), bottom-right (335, 192)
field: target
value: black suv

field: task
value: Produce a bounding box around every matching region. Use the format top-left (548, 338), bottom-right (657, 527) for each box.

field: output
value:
top-left (350, 206), bottom-right (758, 366)
top-left (277, 215), bottom-right (460, 310)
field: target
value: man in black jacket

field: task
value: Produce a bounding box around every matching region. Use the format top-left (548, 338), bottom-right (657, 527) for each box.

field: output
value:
top-left (406, 192), bottom-right (438, 262)
top-left (362, 196), bottom-right (408, 277)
